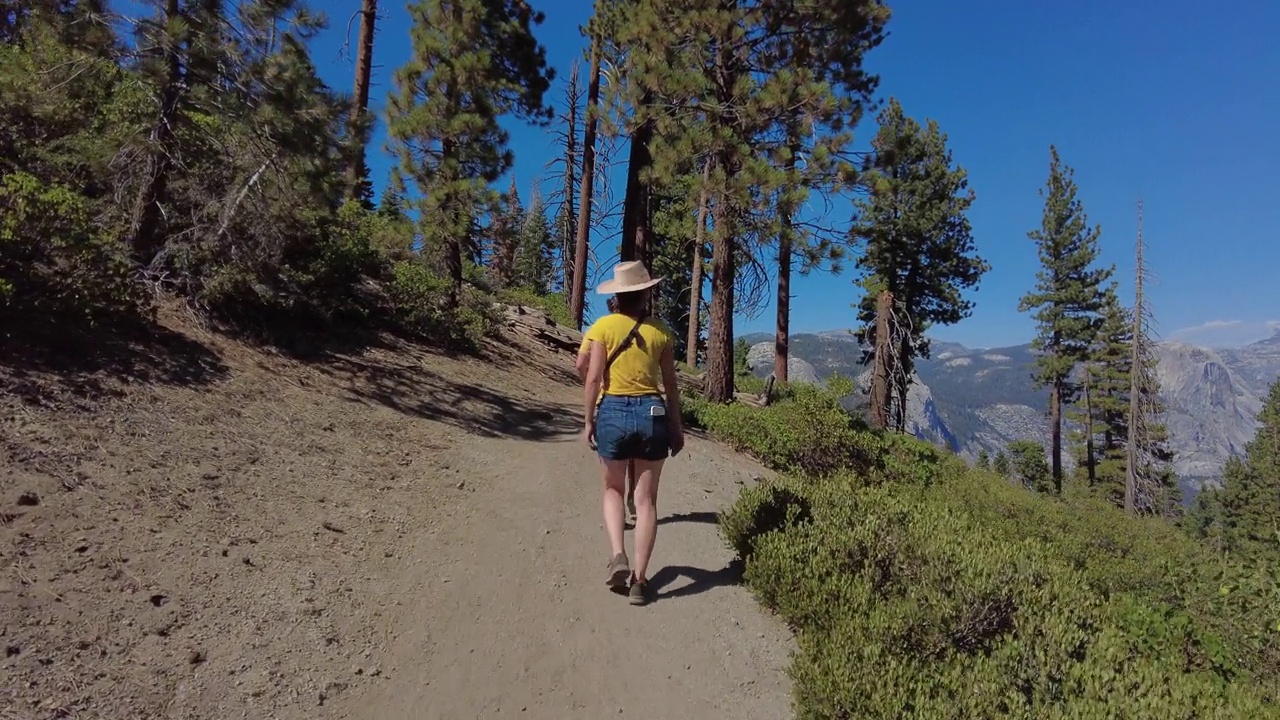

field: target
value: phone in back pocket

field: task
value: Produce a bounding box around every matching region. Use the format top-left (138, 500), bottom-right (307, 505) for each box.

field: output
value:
top-left (649, 404), bottom-right (666, 417)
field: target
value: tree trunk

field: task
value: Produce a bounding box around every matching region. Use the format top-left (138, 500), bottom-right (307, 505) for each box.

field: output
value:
top-left (1125, 201), bottom-right (1146, 514)
top-left (130, 0), bottom-right (182, 265)
top-left (560, 62), bottom-right (579, 297)
top-left (1050, 380), bottom-right (1063, 493)
top-left (441, 140), bottom-right (462, 309)
top-left (620, 92), bottom-right (653, 268)
top-left (345, 0), bottom-right (377, 201)
top-left (773, 194), bottom-right (793, 384)
top-left (1083, 368), bottom-right (1097, 486)
top-left (703, 155), bottom-right (736, 403)
top-left (685, 158), bottom-right (712, 368)
top-left (896, 334), bottom-right (911, 433)
top-left (869, 290), bottom-right (893, 430)
top-left (569, 41), bottom-right (601, 329)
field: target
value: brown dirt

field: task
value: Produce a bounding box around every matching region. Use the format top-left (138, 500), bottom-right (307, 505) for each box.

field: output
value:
top-left (0, 310), bottom-right (793, 720)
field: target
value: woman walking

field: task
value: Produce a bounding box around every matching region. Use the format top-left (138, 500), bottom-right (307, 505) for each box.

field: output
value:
top-left (575, 297), bottom-right (637, 523)
top-left (581, 261), bottom-right (685, 605)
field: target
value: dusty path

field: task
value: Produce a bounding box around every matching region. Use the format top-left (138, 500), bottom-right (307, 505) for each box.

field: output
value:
top-left (329, 398), bottom-right (794, 719)
top-left (1, 319), bottom-right (793, 720)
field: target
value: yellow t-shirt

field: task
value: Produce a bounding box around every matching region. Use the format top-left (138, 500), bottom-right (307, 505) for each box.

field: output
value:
top-left (582, 313), bottom-right (673, 398)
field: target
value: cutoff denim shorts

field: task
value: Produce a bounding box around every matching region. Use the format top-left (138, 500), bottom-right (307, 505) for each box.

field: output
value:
top-left (595, 394), bottom-right (670, 461)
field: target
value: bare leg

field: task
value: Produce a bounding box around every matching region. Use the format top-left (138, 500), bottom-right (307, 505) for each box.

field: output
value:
top-left (601, 459), bottom-right (628, 558)
top-left (630, 458), bottom-right (665, 583)
top-left (625, 460), bottom-right (638, 520)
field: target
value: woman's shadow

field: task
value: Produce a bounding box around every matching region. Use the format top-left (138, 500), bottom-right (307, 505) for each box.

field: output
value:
top-left (647, 559), bottom-right (744, 601)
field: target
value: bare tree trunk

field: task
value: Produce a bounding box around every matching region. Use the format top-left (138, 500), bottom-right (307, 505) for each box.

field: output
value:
top-left (773, 177), bottom-right (794, 384)
top-left (1125, 201), bottom-right (1146, 514)
top-left (869, 290), bottom-right (893, 429)
top-left (441, 140), bottom-right (462, 309)
top-left (130, 0), bottom-right (182, 265)
top-left (703, 1), bottom-right (739, 403)
top-left (896, 334), bottom-right (911, 433)
top-left (620, 96), bottom-right (653, 268)
top-left (569, 41), bottom-right (601, 329)
top-left (703, 153), bottom-right (736, 403)
top-left (345, 0), bottom-right (377, 201)
top-left (685, 158), bottom-right (712, 368)
top-left (560, 62), bottom-right (579, 297)
top-left (1050, 380), bottom-right (1063, 493)
top-left (1082, 368), bottom-right (1097, 486)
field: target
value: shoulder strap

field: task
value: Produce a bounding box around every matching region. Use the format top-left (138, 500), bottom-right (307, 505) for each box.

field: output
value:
top-left (604, 315), bottom-right (647, 372)
top-left (599, 315), bottom-right (646, 397)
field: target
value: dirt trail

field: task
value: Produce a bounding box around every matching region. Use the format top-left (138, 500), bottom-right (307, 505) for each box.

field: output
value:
top-left (332, 401), bottom-right (793, 720)
top-left (1, 315), bottom-right (792, 720)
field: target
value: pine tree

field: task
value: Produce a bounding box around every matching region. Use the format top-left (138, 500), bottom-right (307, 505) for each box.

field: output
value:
top-left (1216, 381), bottom-right (1280, 556)
top-left (488, 178), bottom-right (523, 285)
top-left (1018, 146), bottom-right (1113, 492)
top-left (993, 450), bottom-right (1011, 478)
top-left (513, 188), bottom-right (556, 293)
top-left (386, 0), bottom-right (554, 310)
top-left (612, 0), bottom-right (889, 402)
top-left (976, 449), bottom-right (991, 470)
top-left (851, 99), bottom-right (988, 431)
top-left (1070, 284), bottom-right (1131, 497)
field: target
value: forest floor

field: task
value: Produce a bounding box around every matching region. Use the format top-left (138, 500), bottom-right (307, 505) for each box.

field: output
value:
top-left (0, 307), bottom-right (793, 720)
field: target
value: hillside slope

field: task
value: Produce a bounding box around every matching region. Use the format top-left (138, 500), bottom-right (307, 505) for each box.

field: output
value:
top-left (1, 311), bottom-right (791, 719)
top-left (745, 330), bottom-right (1280, 484)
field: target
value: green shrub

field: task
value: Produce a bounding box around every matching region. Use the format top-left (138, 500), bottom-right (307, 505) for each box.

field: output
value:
top-left (387, 261), bottom-right (495, 349)
top-left (0, 172), bottom-right (144, 326)
top-left (726, 471), bottom-right (1280, 718)
top-left (718, 477), bottom-right (813, 562)
top-left (690, 379), bottom-right (879, 477)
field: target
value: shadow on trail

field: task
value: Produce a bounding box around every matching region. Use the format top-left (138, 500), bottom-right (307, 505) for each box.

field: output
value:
top-left (0, 321), bottom-right (229, 408)
top-left (649, 559), bottom-right (744, 601)
top-left (315, 353), bottom-right (579, 442)
top-left (658, 511), bottom-right (720, 526)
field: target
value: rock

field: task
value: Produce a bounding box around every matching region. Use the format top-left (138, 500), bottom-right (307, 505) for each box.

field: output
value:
top-left (745, 342), bottom-right (821, 385)
top-left (16, 492), bottom-right (39, 507)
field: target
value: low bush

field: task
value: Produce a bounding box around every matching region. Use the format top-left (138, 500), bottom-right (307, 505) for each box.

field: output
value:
top-left (708, 378), bottom-right (1280, 717)
top-left (728, 470), bottom-right (1280, 718)
top-left (0, 172), bottom-right (145, 328)
top-left (688, 377), bottom-right (881, 477)
top-left (387, 261), bottom-right (496, 350)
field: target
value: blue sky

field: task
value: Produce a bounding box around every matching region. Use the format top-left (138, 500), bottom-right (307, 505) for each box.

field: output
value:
top-left (304, 0), bottom-right (1279, 349)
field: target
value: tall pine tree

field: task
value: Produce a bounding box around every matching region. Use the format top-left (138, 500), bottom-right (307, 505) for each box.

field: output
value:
top-left (851, 99), bottom-right (988, 431)
top-left (611, 0), bottom-right (889, 402)
top-left (386, 0), bottom-right (553, 309)
top-left (1211, 381), bottom-right (1280, 557)
top-left (1019, 146), bottom-right (1113, 492)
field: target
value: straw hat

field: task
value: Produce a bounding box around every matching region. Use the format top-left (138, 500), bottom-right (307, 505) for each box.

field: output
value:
top-left (596, 260), bottom-right (663, 295)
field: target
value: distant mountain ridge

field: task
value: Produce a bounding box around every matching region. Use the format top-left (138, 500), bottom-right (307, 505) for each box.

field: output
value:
top-left (740, 329), bottom-right (1280, 491)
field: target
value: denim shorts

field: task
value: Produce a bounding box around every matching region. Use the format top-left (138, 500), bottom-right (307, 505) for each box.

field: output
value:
top-left (595, 394), bottom-right (670, 461)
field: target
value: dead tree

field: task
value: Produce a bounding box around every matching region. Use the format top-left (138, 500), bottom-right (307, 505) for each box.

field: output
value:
top-left (685, 158), bottom-right (712, 368)
top-left (569, 40), bottom-right (601, 329)
top-left (869, 290), bottom-right (894, 430)
top-left (345, 0), bottom-right (378, 200)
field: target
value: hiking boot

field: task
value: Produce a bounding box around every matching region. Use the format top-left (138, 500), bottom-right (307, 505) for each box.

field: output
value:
top-left (629, 577), bottom-right (650, 606)
top-left (606, 552), bottom-right (630, 591)
top-left (626, 491), bottom-right (637, 522)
